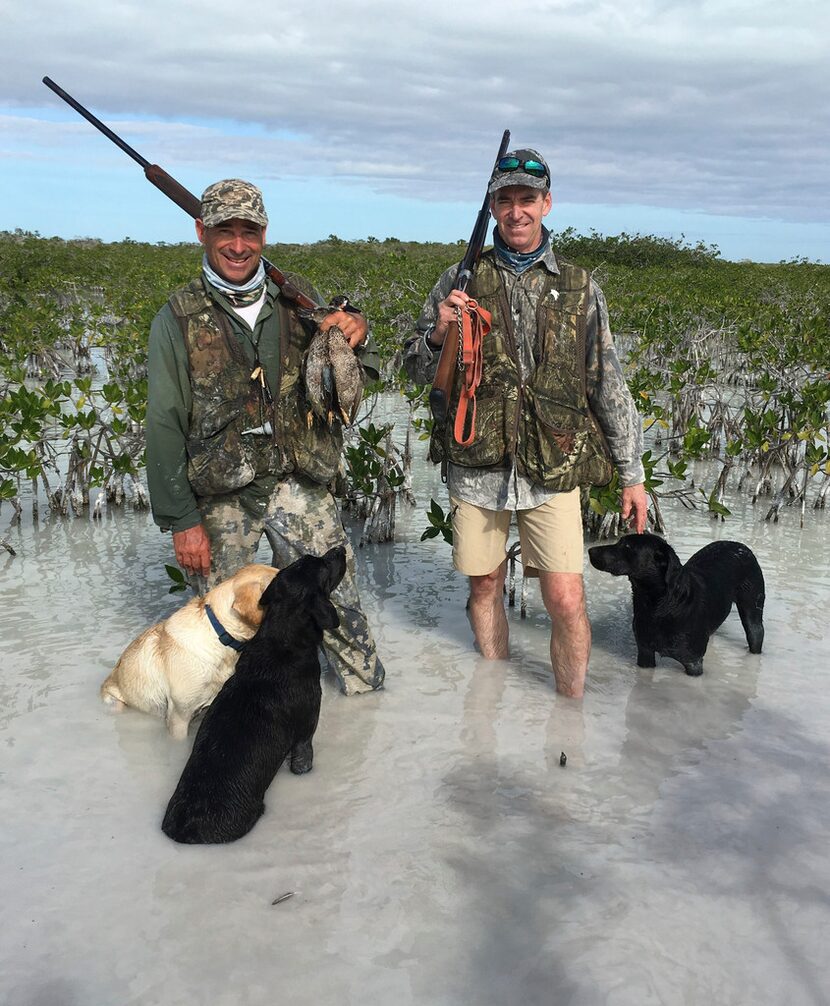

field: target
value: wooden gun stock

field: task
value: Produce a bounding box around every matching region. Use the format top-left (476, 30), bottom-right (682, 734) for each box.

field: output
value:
top-left (428, 323), bottom-right (459, 424)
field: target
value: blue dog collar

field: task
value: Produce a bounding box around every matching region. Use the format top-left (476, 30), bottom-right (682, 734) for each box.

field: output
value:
top-left (205, 604), bottom-right (246, 652)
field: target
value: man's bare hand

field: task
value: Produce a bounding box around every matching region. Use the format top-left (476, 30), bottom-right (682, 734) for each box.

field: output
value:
top-left (173, 524), bottom-right (211, 577)
top-left (432, 288), bottom-right (472, 345)
top-left (319, 310), bottom-right (368, 349)
top-left (621, 483), bottom-right (649, 533)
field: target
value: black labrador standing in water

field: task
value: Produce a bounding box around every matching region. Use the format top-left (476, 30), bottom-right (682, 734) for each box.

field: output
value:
top-left (588, 533), bottom-right (765, 676)
top-left (162, 546), bottom-right (347, 844)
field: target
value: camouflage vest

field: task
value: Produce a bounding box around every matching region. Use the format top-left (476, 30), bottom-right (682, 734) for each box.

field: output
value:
top-left (429, 251), bottom-right (612, 490)
top-left (169, 278), bottom-right (342, 497)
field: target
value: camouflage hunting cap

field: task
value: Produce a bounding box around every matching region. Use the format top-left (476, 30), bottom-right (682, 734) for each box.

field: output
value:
top-left (199, 179), bottom-right (269, 228)
top-left (488, 148), bottom-right (550, 195)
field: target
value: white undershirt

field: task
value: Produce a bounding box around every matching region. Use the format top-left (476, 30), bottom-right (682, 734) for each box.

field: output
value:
top-left (229, 290), bottom-right (266, 329)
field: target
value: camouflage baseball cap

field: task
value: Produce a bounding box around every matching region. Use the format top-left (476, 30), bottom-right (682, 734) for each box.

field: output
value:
top-left (199, 179), bottom-right (269, 228)
top-left (488, 148), bottom-right (550, 194)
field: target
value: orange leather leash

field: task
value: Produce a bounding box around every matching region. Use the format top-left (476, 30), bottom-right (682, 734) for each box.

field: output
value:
top-left (452, 299), bottom-right (492, 447)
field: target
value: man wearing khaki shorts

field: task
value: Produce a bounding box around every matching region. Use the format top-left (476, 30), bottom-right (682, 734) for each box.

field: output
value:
top-left (405, 148), bottom-right (648, 698)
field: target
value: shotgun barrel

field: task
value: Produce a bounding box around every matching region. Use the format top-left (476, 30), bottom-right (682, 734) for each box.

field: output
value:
top-left (41, 76), bottom-right (316, 308)
top-left (428, 129), bottom-right (510, 424)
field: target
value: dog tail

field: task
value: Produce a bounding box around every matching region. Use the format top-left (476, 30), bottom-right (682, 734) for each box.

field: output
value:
top-left (100, 674), bottom-right (127, 711)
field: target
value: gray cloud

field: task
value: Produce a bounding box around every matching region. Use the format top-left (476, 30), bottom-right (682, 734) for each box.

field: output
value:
top-left (3, 0), bottom-right (828, 222)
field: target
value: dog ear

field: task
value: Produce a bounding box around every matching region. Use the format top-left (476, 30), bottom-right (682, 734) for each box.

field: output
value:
top-left (253, 571), bottom-right (284, 611)
top-left (647, 538), bottom-right (682, 588)
top-left (660, 547), bottom-right (693, 604)
top-left (663, 548), bottom-right (683, 587)
top-left (232, 580), bottom-right (272, 626)
top-left (320, 545), bottom-right (348, 593)
top-left (310, 593), bottom-right (340, 633)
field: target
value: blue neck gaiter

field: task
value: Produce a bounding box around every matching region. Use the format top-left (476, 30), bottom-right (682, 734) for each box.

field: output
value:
top-left (493, 226), bottom-right (550, 274)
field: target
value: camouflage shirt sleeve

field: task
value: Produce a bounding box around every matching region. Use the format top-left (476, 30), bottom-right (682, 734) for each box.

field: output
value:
top-left (402, 263), bottom-right (459, 386)
top-left (586, 280), bottom-right (645, 486)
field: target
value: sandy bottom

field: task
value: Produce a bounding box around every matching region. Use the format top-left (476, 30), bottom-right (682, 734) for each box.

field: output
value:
top-left (1, 481), bottom-right (828, 1006)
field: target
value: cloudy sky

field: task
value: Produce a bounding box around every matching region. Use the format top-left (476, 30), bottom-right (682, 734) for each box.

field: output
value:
top-left (2, 0), bottom-right (828, 262)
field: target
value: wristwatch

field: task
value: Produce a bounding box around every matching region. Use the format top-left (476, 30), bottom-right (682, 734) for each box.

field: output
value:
top-left (424, 326), bottom-right (442, 351)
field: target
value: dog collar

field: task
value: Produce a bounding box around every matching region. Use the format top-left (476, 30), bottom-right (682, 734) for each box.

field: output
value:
top-left (204, 604), bottom-right (246, 652)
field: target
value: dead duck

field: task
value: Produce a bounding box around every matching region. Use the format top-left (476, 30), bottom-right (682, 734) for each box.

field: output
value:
top-left (301, 301), bottom-right (364, 428)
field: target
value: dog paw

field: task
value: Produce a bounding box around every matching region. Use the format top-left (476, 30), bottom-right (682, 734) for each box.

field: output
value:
top-left (166, 711), bottom-right (191, 740)
top-left (290, 739), bottom-right (314, 774)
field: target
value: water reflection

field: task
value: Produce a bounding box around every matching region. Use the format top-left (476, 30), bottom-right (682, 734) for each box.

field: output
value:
top-left (2, 398), bottom-right (830, 1005)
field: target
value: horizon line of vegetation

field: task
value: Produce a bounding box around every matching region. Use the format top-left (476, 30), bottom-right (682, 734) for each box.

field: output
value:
top-left (3, 226), bottom-right (827, 269)
top-left (1, 228), bottom-right (828, 552)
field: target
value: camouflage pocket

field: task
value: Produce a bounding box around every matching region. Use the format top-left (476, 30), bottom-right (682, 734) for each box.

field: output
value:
top-left (520, 392), bottom-right (612, 490)
top-left (446, 395), bottom-right (508, 468)
top-left (187, 395), bottom-right (244, 442)
top-left (186, 419), bottom-right (258, 497)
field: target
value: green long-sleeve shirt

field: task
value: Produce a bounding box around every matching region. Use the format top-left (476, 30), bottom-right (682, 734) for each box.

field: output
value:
top-left (145, 276), bottom-right (380, 533)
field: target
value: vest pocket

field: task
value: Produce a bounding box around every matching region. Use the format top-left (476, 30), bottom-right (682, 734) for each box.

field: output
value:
top-left (186, 418), bottom-right (258, 496)
top-left (446, 395), bottom-right (508, 468)
top-left (520, 391), bottom-right (612, 490)
top-left (540, 307), bottom-right (581, 362)
top-left (188, 397), bottom-right (245, 441)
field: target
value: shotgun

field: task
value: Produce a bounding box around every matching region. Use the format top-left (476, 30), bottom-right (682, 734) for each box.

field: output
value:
top-left (428, 129), bottom-right (511, 425)
top-left (41, 76), bottom-right (317, 311)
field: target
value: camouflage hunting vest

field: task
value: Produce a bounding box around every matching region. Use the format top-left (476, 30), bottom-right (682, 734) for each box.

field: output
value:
top-left (169, 278), bottom-right (342, 497)
top-left (429, 252), bottom-right (612, 491)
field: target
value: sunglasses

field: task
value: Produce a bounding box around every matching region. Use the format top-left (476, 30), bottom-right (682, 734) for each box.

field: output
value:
top-left (496, 156), bottom-right (549, 180)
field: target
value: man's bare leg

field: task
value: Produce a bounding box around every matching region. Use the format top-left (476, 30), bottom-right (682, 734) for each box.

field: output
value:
top-left (468, 562), bottom-right (509, 659)
top-left (539, 571), bottom-right (590, 698)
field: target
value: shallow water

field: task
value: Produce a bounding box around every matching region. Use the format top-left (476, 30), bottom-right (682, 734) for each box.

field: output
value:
top-left (1, 456), bottom-right (829, 1005)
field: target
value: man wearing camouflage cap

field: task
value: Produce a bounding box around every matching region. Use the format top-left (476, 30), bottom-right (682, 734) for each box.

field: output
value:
top-left (146, 178), bottom-right (385, 695)
top-left (404, 148), bottom-right (647, 699)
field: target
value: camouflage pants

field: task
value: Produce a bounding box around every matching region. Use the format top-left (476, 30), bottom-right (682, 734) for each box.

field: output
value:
top-left (195, 475), bottom-right (384, 695)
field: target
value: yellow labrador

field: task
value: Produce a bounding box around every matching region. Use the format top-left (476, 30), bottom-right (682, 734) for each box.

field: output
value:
top-left (100, 564), bottom-right (278, 739)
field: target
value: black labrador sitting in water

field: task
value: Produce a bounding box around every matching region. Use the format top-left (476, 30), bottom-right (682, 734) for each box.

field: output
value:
top-left (588, 533), bottom-right (764, 676)
top-left (162, 546), bottom-right (347, 844)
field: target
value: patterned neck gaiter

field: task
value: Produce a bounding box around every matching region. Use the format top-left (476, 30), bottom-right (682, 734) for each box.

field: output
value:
top-left (493, 226), bottom-right (550, 274)
top-left (202, 255), bottom-right (267, 306)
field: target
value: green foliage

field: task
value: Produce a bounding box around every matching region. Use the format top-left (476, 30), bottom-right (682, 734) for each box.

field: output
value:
top-left (165, 564), bottom-right (190, 594)
top-left (344, 422), bottom-right (404, 498)
top-left (421, 498), bottom-right (454, 545)
top-left (2, 229), bottom-right (828, 529)
top-left (550, 228), bottom-right (721, 269)
top-left (705, 488), bottom-right (731, 519)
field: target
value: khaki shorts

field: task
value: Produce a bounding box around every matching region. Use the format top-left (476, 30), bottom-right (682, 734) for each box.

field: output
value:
top-left (451, 488), bottom-right (584, 576)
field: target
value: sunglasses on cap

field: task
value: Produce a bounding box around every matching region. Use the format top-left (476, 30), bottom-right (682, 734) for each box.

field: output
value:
top-left (496, 156), bottom-right (549, 180)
